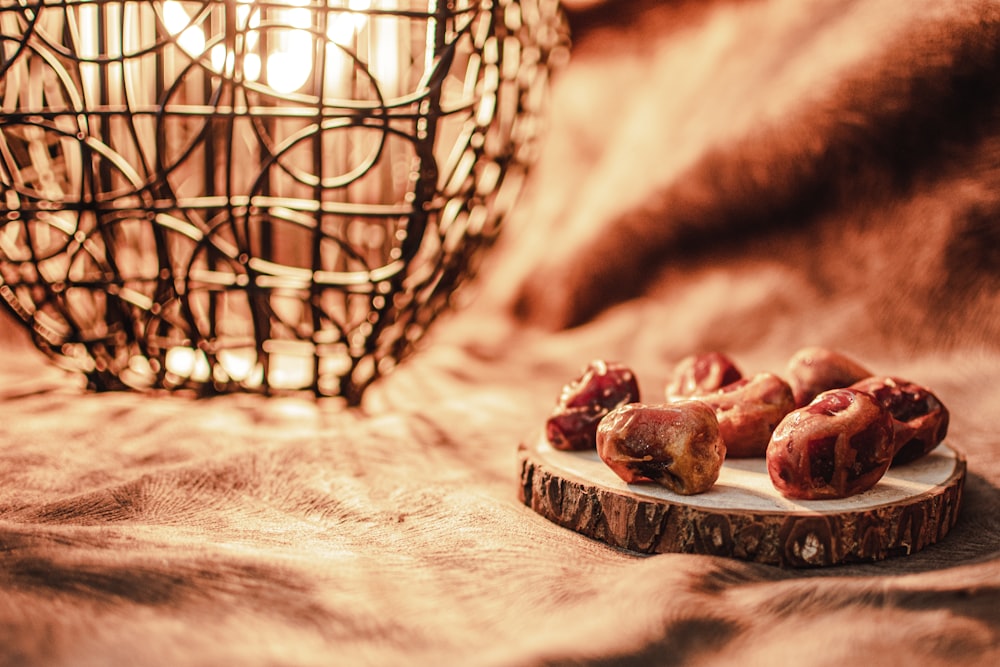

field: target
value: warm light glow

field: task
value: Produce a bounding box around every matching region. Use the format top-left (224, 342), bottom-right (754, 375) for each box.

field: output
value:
top-left (155, 0), bottom-right (402, 95)
top-left (162, 1), bottom-right (206, 57)
top-left (369, 0), bottom-right (401, 97)
top-left (266, 1), bottom-right (315, 93)
top-left (286, 4), bottom-right (313, 29)
top-left (241, 2), bottom-right (261, 48)
top-left (268, 353), bottom-right (315, 389)
top-left (165, 346), bottom-right (211, 382)
top-left (210, 44), bottom-right (231, 74)
top-left (78, 2), bottom-right (99, 106)
top-left (218, 349), bottom-right (260, 383)
top-left (329, 0), bottom-right (371, 45)
top-left (164, 0), bottom-right (262, 80)
top-left (244, 53), bottom-right (262, 82)
top-left (267, 43), bottom-right (313, 93)
top-left (161, 0), bottom-right (189, 33)
top-left (177, 24), bottom-right (205, 57)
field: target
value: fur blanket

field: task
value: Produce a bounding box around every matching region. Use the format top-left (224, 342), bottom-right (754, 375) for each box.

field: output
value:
top-left (3, 0), bottom-right (1000, 664)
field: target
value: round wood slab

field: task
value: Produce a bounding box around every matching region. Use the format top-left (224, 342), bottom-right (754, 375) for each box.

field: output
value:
top-left (518, 435), bottom-right (966, 567)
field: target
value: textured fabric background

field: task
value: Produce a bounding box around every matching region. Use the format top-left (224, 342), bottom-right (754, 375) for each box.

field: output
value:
top-left (3, 0), bottom-right (1000, 665)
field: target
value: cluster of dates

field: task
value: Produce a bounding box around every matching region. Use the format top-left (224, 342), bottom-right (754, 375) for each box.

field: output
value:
top-left (545, 347), bottom-right (950, 499)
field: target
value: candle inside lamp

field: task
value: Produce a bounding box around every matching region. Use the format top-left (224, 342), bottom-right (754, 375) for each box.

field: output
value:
top-left (154, 0), bottom-right (405, 391)
top-left (0, 0), bottom-right (566, 400)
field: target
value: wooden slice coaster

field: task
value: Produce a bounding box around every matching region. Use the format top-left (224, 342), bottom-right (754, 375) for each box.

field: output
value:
top-left (518, 435), bottom-right (966, 567)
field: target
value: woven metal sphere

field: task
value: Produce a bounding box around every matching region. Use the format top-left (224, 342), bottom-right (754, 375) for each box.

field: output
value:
top-left (0, 0), bottom-right (567, 403)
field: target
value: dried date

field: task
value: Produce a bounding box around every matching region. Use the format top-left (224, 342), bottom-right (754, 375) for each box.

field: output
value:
top-left (596, 401), bottom-right (726, 495)
top-left (545, 360), bottom-right (641, 451)
top-left (785, 346), bottom-right (872, 407)
top-left (665, 352), bottom-right (743, 399)
top-left (766, 388), bottom-right (894, 499)
top-left (695, 372), bottom-right (796, 458)
top-left (851, 376), bottom-right (950, 465)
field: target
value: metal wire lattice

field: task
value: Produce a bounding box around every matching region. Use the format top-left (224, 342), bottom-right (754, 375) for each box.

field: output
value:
top-left (0, 0), bottom-right (566, 403)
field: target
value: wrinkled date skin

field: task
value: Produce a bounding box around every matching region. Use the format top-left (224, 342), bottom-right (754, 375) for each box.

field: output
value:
top-left (695, 372), bottom-right (796, 458)
top-left (665, 352), bottom-right (742, 399)
top-left (785, 346), bottom-right (872, 407)
top-left (767, 388), bottom-right (894, 499)
top-left (545, 360), bottom-right (641, 451)
top-left (597, 401), bottom-right (726, 495)
top-left (851, 376), bottom-right (950, 465)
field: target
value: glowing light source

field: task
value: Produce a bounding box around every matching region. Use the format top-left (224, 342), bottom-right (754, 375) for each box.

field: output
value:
top-left (162, 1), bottom-right (207, 57)
top-left (0, 0), bottom-right (568, 402)
top-left (161, 0), bottom-right (371, 93)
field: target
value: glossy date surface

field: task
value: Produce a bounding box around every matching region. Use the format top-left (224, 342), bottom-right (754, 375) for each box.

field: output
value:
top-left (851, 376), bottom-right (950, 465)
top-left (767, 388), bottom-right (894, 499)
top-left (785, 347), bottom-right (872, 407)
top-left (545, 360), bottom-right (641, 451)
top-left (597, 401), bottom-right (725, 495)
top-left (665, 352), bottom-right (742, 399)
top-left (695, 372), bottom-right (796, 458)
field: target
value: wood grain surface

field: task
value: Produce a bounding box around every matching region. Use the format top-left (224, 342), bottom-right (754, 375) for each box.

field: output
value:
top-left (519, 436), bottom-right (966, 566)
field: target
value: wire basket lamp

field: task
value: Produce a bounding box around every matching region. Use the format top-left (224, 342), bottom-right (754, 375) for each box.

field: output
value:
top-left (0, 0), bottom-right (567, 403)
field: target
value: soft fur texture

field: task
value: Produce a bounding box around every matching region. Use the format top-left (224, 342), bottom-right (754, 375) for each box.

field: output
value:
top-left (3, 1), bottom-right (1000, 665)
